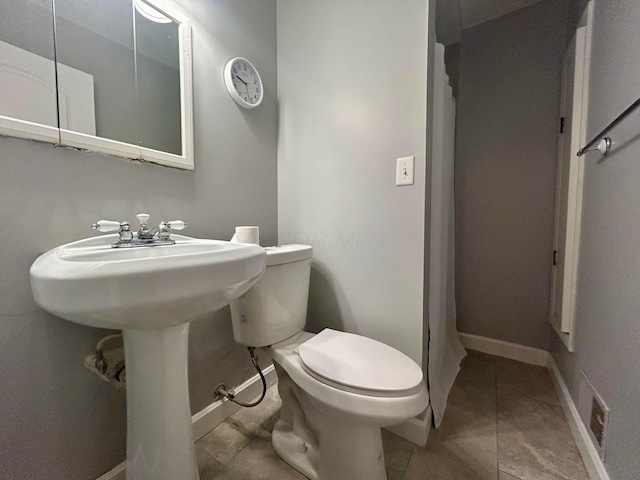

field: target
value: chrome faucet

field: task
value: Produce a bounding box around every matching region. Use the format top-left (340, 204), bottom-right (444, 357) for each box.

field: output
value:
top-left (135, 213), bottom-right (166, 240)
top-left (92, 213), bottom-right (187, 248)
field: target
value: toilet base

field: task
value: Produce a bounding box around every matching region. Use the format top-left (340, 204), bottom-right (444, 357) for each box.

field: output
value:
top-left (272, 411), bottom-right (388, 480)
top-left (272, 419), bottom-right (319, 480)
top-left (272, 366), bottom-right (320, 479)
top-left (272, 364), bottom-right (388, 480)
top-left (314, 417), bottom-right (387, 480)
top-left (272, 416), bottom-right (387, 480)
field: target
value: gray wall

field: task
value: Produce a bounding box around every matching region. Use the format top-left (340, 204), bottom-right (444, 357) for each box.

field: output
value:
top-left (552, 1), bottom-right (640, 478)
top-left (454, 0), bottom-right (568, 349)
top-left (0, 0), bottom-right (277, 478)
top-left (277, 0), bottom-right (429, 365)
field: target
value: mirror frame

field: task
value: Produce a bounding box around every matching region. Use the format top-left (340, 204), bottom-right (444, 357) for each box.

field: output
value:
top-left (0, 0), bottom-right (194, 170)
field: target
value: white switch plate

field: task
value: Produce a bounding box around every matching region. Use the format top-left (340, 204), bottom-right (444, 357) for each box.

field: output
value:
top-left (396, 156), bottom-right (415, 186)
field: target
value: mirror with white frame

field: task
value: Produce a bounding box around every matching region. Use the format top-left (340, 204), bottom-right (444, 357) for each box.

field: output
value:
top-left (0, 0), bottom-right (193, 170)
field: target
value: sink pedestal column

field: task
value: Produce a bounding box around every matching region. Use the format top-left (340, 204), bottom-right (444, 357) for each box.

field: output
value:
top-left (123, 323), bottom-right (199, 480)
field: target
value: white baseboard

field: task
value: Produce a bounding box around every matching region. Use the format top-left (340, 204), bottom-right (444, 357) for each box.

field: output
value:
top-left (96, 366), bottom-right (277, 480)
top-left (548, 357), bottom-right (610, 480)
top-left (384, 405), bottom-right (432, 447)
top-left (95, 464), bottom-right (125, 480)
top-left (458, 332), bottom-right (549, 366)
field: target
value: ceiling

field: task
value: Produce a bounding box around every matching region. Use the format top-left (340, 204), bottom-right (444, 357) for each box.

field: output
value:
top-left (436, 0), bottom-right (545, 45)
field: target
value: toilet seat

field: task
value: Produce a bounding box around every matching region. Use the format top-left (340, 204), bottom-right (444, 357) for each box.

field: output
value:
top-left (268, 330), bottom-right (429, 425)
top-left (297, 329), bottom-right (424, 397)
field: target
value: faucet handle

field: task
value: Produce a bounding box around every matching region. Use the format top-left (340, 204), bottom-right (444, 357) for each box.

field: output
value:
top-left (166, 220), bottom-right (187, 231)
top-left (92, 220), bottom-right (125, 232)
top-left (136, 213), bottom-right (151, 226)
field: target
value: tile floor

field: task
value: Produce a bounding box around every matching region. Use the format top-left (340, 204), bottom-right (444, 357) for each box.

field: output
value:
top-left (115, 350), bottom-right (590, 480)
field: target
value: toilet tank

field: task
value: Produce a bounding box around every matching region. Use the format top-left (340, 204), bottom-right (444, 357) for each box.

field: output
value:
top-left (230, 245), bottom-right (312, 347)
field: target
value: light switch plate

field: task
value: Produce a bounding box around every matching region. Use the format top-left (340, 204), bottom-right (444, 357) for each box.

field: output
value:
top-left (396, 156), bottom-right (415, 186)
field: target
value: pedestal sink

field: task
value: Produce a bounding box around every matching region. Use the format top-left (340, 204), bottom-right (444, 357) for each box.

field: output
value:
top-left (30, 234), bottom-right (266, 480)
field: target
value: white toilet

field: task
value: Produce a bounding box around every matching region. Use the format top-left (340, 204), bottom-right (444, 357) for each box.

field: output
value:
top-left (230, 245), bottom-right (428, 480)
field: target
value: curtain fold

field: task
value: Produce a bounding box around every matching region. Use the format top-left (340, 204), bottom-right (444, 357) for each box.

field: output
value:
top-left (428, 43), bottom-right (466, 428)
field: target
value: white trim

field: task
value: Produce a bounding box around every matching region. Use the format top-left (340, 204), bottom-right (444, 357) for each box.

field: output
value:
top-left (95, 366), bottom-right (277, 480)
top-left (548, 357), bottom-right (611, 480)
top-left (59, 129), bottom-right (142, 160)
top-left (0, 115), bottom-right (59, 144)
top-left (458, 332), bottom-right (549, 366)
top-left (384, 405), bottom-right (432, 447)
top-left (59, 128), bottom-right (194, 170)
top-left (549, 1), bottom-right (594, 353)
top-left (95, 463), bottom-right (125, 480)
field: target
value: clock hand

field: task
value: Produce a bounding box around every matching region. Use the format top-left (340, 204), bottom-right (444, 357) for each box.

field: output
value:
top-left (234, 74), bottom-right (248, 86)
top-left (237, 71), bottom-right (251, 81)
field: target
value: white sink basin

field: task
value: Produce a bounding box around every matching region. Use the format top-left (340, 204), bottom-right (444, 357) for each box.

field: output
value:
top-left (30, 233), bottom-right (266, 480)
top-left (30, 234), bottom-right (266, 330)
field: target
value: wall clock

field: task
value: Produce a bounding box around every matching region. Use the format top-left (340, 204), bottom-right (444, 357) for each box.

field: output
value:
top-left (223, 57), bottom-right (263, 109)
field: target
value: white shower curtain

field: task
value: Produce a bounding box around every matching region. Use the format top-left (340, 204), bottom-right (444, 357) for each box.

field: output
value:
top-left (428, 43), bottom-right (466, 428)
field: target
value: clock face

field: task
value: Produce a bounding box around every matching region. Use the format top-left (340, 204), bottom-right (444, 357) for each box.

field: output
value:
top-left (224, 57), bottom-right (263, 108)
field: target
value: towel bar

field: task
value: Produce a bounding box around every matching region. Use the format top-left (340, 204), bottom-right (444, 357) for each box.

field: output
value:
top-left (577, 96), bottom-right (640, 156)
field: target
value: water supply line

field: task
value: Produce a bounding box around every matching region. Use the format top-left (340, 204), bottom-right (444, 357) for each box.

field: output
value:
top-left (215, 347), bottom-right (267, 408)
top-left (94, 333), bottom-right (123, 374)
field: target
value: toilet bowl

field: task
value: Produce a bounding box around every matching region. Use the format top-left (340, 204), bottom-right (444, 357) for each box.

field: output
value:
top-left (230, 245), bottom-right (428, 480)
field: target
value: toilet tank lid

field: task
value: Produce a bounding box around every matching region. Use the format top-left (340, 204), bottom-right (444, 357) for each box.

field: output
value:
top-left (264, 244), bottom-right (312, 266)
